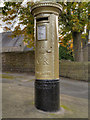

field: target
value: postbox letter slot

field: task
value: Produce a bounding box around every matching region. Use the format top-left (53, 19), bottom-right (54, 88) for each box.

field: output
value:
top-left (36, 17), bottom-right (48, 22)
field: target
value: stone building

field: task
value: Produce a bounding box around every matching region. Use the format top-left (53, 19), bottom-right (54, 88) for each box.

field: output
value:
top-left (88, 43), bottom-right (90, 61)
top-left (81, 30), bottom-right (90, 62)
top-left (1, 32), bottom-right (35, 72)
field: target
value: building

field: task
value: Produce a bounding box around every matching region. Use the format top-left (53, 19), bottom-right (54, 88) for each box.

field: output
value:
top-left (1, 32), bottom-right (35, 72)
top-left (1, 32), bottom-right (34, 52)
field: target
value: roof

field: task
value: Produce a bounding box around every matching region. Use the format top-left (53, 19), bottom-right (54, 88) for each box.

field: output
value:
top-left (1, 32), bottom-right (33, 52)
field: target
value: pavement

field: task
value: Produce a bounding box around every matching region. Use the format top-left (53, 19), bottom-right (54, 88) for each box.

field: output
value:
top-left (0, 72), bottom-right (88, 118)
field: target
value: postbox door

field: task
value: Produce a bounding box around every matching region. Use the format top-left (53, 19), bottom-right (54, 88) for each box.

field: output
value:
top-left (35, 18), bottom-right (53, 80)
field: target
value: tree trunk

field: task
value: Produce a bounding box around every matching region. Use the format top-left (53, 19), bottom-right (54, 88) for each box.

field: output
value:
top-left (72, 32), bottom-right (82, 62)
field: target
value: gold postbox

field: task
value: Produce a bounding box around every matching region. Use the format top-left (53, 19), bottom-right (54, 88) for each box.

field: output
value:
top-left (31, 2), bottom-right (62, 112)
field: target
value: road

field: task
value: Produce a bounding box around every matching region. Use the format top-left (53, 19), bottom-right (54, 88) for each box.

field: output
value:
top-left (60, 77), bottom-right (88, 99)
top-left (1, 72), bottom-right (88, 99)
top-left (1, 72), bottom-right (88, 118)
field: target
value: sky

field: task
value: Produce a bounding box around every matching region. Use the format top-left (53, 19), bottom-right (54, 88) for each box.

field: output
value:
top-left (0, 0), bottom-right (4, 7)
top-left (0, 0), bottom-right (42, 33)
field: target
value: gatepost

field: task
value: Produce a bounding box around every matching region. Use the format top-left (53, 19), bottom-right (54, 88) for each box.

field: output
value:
top-left (31, 2), bottom-right (62, 112)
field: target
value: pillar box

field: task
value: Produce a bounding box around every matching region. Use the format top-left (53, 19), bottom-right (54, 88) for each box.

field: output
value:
top-left (31, 2), bottom-right (62, 112)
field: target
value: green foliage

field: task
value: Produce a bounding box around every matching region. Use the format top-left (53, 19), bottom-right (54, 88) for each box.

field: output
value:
top-left (2, 1), bottom-right (89, 51)
top-left (2, 2), bottom-right (34, 48)
top-left (59, 45), bottom-right (74, 61)
top-left (58, 2), bottom-right (89, 44)
top-left (58, 2), bottom-right (89, 61)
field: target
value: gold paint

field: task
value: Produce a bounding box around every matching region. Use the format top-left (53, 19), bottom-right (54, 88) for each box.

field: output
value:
top-left (31, 2), bottom-right (62, 80)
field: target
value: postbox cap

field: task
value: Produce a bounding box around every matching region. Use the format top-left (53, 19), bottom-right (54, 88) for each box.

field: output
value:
top-left (31, 2), bottom-right (62, 16)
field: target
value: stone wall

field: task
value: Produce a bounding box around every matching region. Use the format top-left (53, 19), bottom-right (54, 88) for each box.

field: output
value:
top-left (2, 51), bottom-right (35, 72)
top-left (1, 51), bottom-right (89, 81)
top-left (59, 60), bottom-right (89, 81)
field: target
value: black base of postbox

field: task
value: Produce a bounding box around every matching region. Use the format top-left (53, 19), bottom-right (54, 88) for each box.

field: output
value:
top-left (35, 79), bottom-right (60, 112)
